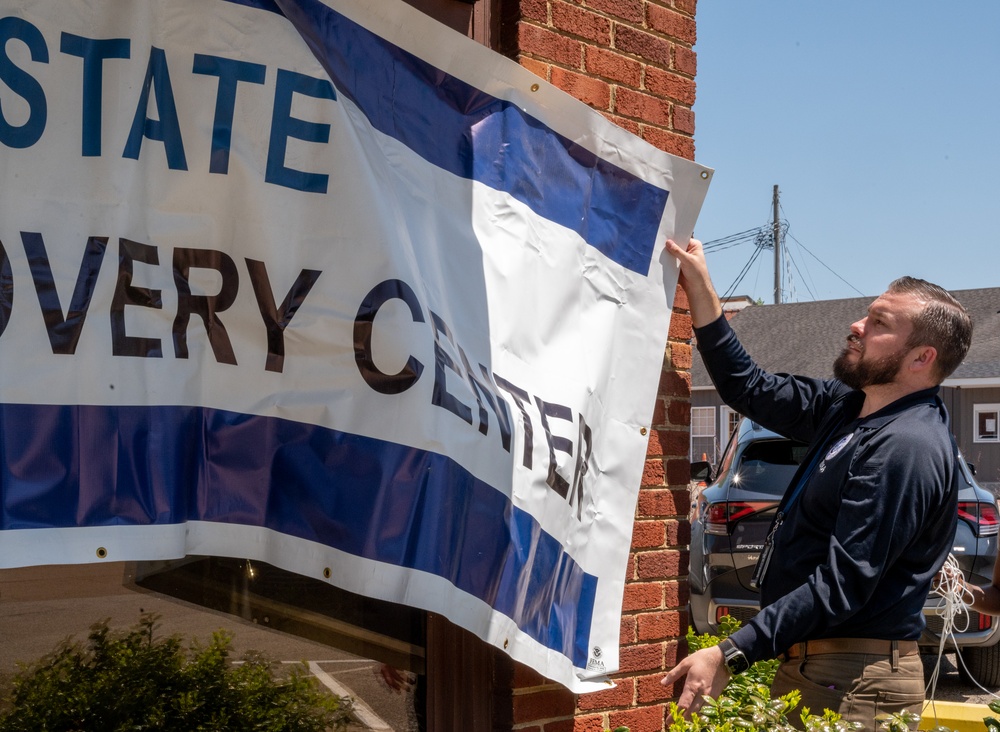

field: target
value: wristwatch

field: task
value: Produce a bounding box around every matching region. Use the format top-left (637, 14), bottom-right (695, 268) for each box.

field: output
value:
top-left (718, 639), bottom-right (750, 675)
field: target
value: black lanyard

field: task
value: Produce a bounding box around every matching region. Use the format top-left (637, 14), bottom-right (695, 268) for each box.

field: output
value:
top-left (750, 416), bottom-right (847, 590)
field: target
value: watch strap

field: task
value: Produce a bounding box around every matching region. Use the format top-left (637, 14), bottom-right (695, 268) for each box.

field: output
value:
top-left (718, 638), bottom-right (749, 674)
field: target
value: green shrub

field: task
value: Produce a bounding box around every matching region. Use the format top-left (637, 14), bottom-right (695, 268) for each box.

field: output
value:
top-left (0, 614), bottom-right (353, 731)
top-left (659, 617), bottom-right (938, 732)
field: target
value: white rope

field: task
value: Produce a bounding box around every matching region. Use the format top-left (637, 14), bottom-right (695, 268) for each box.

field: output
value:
top-left (924, 554), bottom-right (999, 724)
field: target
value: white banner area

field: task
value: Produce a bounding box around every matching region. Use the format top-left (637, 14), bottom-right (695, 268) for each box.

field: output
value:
top-left (0, 0), bottom-right (711, 691)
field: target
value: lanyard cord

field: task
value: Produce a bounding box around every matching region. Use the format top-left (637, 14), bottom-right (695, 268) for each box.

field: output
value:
top-left (750, 414), bottom-right (847, 590)
top-left (778, 412), bottom-right (849, 514)
top-left (779, 438), bottom-right (827, 514)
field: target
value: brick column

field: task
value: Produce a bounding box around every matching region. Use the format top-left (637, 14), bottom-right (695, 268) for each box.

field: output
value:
top-left (508, 2), bottom-right (697, 730)
top-left (516, 0), bottom-right (695, 158)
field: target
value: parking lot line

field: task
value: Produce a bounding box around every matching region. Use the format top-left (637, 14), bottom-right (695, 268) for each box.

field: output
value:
top-left (307, 660), bottom-right (393, 731)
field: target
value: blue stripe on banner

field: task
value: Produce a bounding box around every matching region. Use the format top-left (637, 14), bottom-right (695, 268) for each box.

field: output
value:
top-left (0, 403), bottom-right (595, 667)
top-left (221, 0), bottom-right (669, 275)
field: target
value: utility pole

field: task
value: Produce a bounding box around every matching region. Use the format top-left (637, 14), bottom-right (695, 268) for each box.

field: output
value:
top-left (772, 184), bottom-right (781, 304)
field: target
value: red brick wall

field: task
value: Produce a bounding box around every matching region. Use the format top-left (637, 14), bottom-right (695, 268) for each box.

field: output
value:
top-left (510, 1), bottom-right (697, 730)
top-left (516, 0), bottom-right (695, 160)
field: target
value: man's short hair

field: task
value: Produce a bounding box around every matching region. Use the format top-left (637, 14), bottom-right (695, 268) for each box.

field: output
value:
top-left (888, 276), bottom-right (973, 382)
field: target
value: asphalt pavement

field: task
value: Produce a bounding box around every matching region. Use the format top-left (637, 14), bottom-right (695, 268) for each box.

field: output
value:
top-left (922, 651), bottom-right (1000, 707)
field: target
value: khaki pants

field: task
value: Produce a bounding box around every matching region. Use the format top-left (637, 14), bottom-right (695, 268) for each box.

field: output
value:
top-left (771, 651), bottom-right (924, 730)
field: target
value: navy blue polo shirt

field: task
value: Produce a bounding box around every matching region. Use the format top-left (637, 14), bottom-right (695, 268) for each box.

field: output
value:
top-left (695, 315), bottom-right (959, 664)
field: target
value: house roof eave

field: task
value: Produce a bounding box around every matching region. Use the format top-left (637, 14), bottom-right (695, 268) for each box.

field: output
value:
top-left (941, 377), bottom-right (1000, 389)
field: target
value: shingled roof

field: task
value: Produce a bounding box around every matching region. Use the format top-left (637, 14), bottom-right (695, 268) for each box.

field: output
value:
top-left (691, 287), bottom-right (1000, 387)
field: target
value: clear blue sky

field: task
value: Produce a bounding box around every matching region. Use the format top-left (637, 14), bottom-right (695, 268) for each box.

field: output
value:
top-left (692, 2), bottom-right (1000, 304)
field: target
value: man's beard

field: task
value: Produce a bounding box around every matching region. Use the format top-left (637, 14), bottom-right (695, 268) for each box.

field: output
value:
top-left (833, 339), bottom-right (910, 390)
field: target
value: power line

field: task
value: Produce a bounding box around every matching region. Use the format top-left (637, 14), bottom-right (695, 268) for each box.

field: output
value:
top-left (784, 230), bottom-right (866, 297)
top-left (703, 221), bottom-right (786, 301)
top-left (702, 227), bottom-right (765, 253)
top-left (718, 242), bottom-right (766, 303)
top-left (778, 201), bottom-right (866, 299)
top-left (700, 204), bottom-right (866, 302)
top-left (785, 245), bottom-right (816, 300)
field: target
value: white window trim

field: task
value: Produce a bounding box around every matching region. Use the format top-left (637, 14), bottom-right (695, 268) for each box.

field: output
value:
top-left (721, 406), bottom-right (739, 446)
top-left (974, 403), bottom-right (1000, 443)
top-left (691, 406), bottom-right (716, 438)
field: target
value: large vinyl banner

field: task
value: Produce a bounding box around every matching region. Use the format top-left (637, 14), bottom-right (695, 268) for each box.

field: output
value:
top-left (0, 0), bottom-right (711, 690)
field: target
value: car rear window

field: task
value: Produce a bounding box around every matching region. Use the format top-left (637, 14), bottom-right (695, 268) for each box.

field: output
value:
top-left (734, 439), bottom-right (809, 496)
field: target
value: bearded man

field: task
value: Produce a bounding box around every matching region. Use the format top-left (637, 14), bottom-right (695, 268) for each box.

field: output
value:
top-left (661, 238), bottom-right (973, 730)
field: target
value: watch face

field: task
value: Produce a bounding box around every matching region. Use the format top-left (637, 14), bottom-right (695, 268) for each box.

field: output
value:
top-left (721, 641), bottom-right (749, 674)
top-left (728, 654), bottom-right (749, 675)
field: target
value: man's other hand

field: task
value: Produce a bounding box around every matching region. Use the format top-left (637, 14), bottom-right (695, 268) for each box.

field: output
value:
top-left (660, 644), bottom-right (730, 716)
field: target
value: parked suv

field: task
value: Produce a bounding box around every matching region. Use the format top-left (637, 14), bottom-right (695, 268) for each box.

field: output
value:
top-left (689, 418), bottom-right (1000, 686)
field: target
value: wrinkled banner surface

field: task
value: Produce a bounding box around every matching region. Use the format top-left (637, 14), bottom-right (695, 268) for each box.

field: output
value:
top-left (0, 0), bottom-right (711, 690)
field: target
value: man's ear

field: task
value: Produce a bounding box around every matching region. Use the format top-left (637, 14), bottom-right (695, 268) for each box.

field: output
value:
top-left (909, 346), bottom-right (939, 376)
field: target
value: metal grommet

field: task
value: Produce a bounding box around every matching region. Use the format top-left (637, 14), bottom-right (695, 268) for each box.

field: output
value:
top-left (503, 638), bottom-right (509, 649)
top-left (640, 427), bottom-right (648, 435)
top-left (96, 547), bottom-right (108, 559)
top-left (530, 83), bottom-right (540, 92)
top-left (323, 567), bottom-right (332, 579)
top-left (700, 171), bottom-right (710, 180)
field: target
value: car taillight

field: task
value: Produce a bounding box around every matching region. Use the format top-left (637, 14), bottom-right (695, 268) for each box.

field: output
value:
top-left (957, 501), bottom-right (1000, 537)
top-left (705, 501), bottom-right (777, 535)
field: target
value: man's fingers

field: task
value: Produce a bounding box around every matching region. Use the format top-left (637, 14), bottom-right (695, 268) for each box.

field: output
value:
top-left (665, 238), bottom-right (692, 258)
top-left (665, 238), bottom-right (708, 272)
top-left (662, 645), bottom-right (728, 719)
top-left (676, 679), bottom-right (710, 713)
top-left (685, 696), bottom-right (706, 716)
top-left (661, 660), bottom-right (706, 715)
top-left (677, 688), bottom-right (698, 712)
top-left (660, 658), bottom-right (690, 687)
top-left (666, 686), bottom-right (707, 719)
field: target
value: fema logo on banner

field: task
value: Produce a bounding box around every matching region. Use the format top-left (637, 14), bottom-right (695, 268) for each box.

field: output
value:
top-left (587, 647), bottom-right (606, 672)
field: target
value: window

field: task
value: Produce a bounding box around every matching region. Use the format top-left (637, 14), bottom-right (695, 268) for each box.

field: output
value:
top-left (975, 404), bottom-right (1000, 443)
top-left (721, 406), bottom-right (741, 447)
top-left (691, 407), bottom-right (716, 438)
top-left (691, 406), bottom-right (716, 463)
top-left (735, 438), bottom-right (810, 496)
